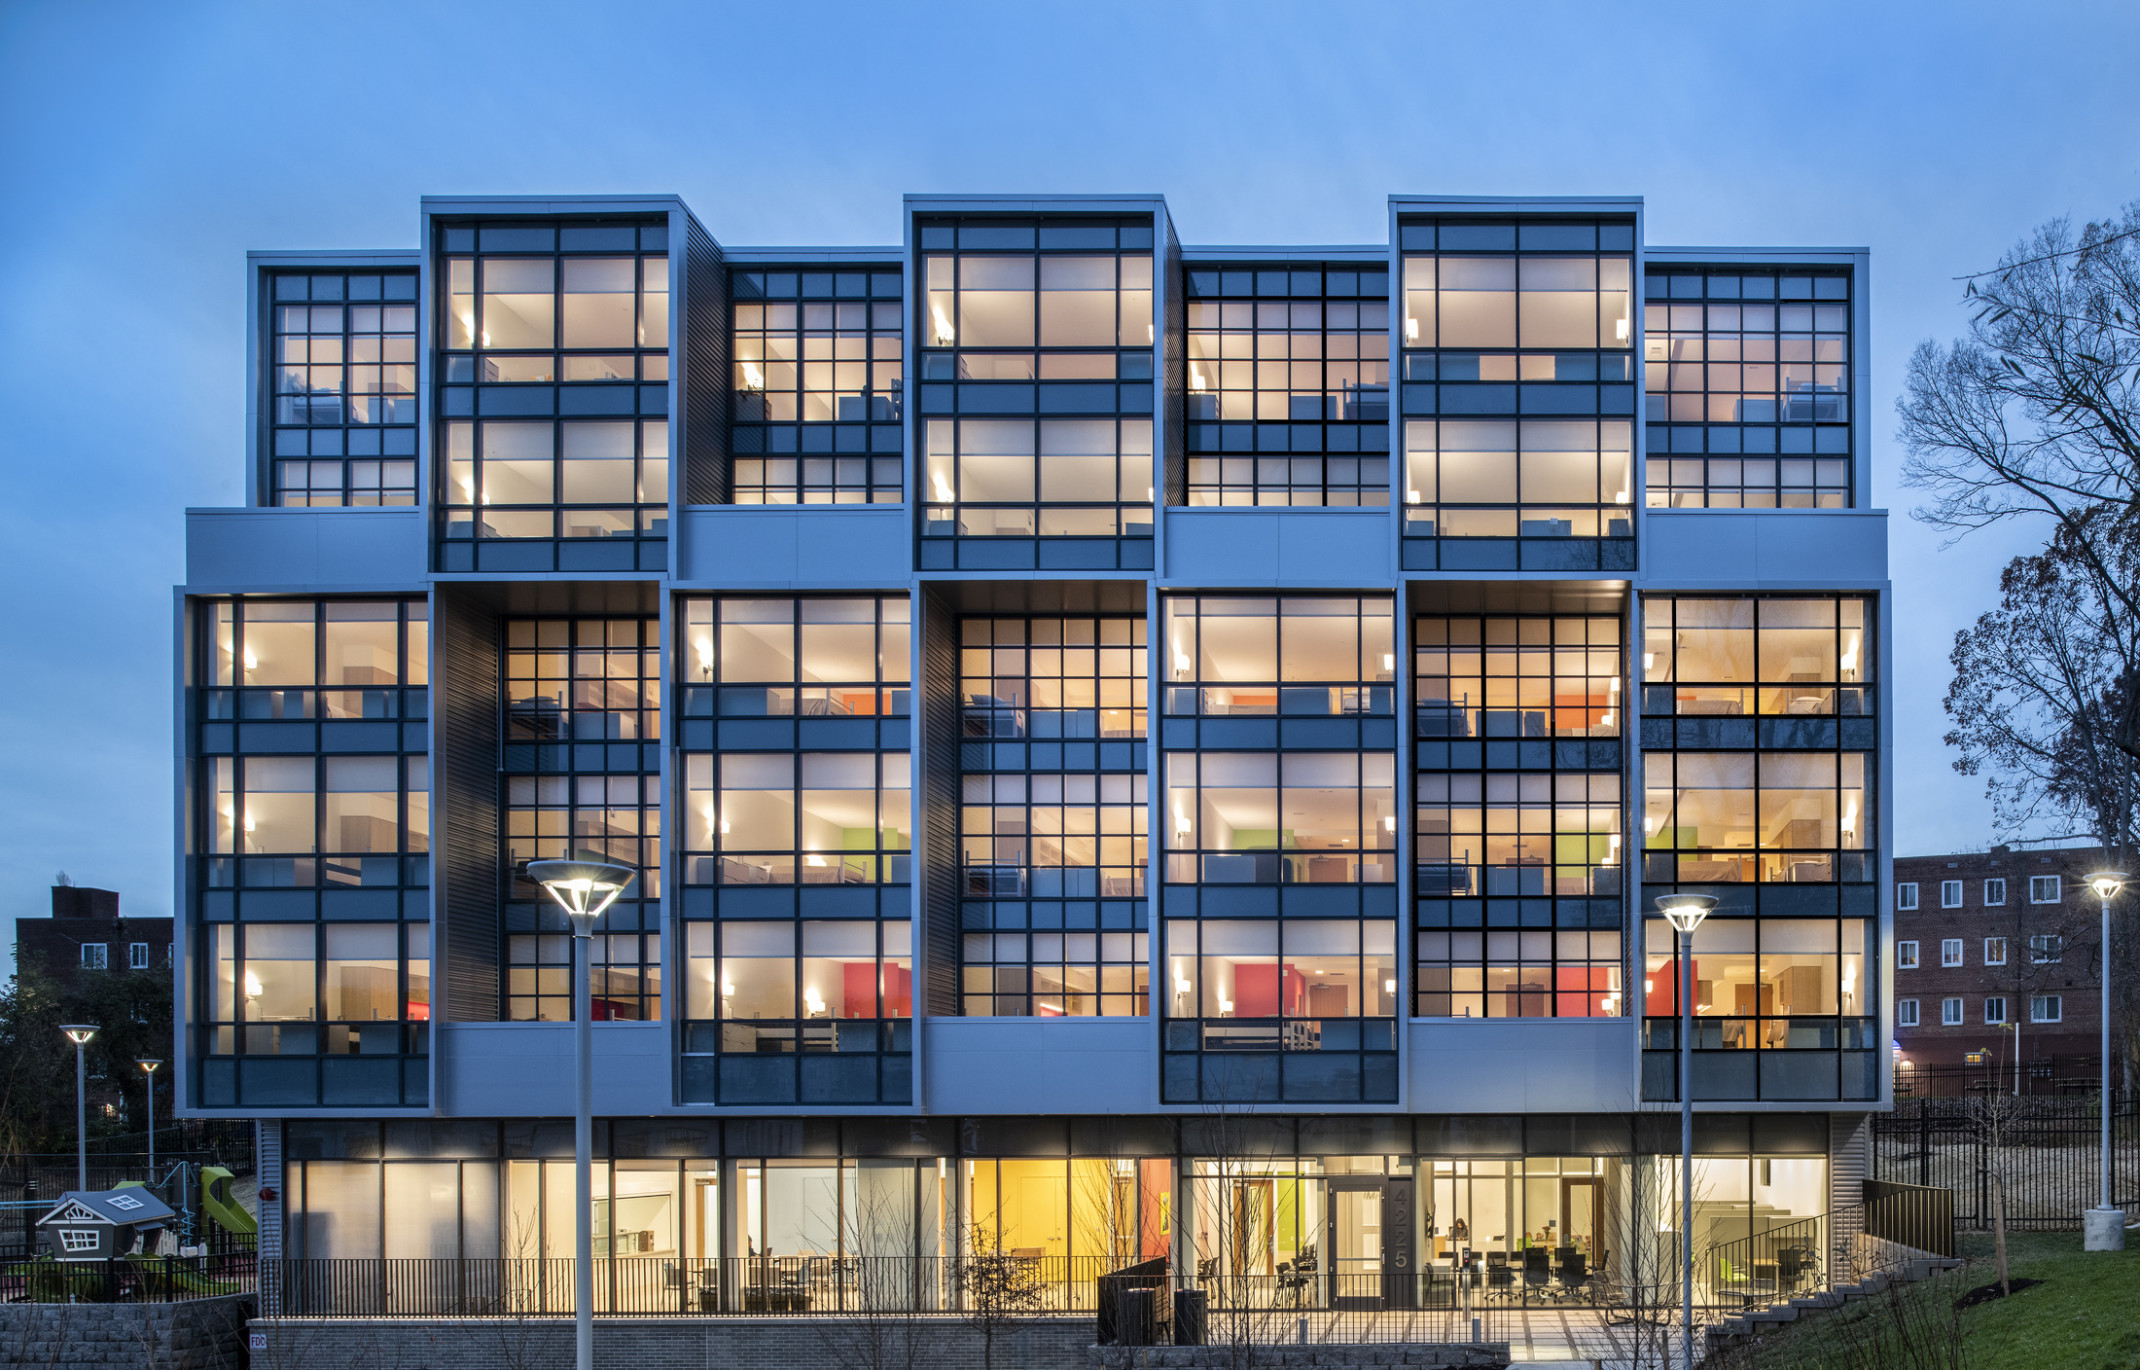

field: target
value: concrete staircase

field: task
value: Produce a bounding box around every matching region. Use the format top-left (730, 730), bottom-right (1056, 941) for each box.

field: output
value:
top-left (1700, 1252), bottom-right (1964, 1360)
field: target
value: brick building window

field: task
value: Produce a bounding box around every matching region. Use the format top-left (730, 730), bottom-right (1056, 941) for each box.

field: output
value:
top-left (80, 943), bottom-right (108, 970)
top-left (129, 943), bottom-right (150, 970)
top-left (1898, 998), bottom-right (1918, 1027)
top-left (2029, 935), bottom-right (2062, 964)
top-left (1984, 937), bottom-right (2006, 965)
top-left (2030, 874), bottom-right (2061, 903)
top-left (1983, 878), bottom-right (2005, 906)
top-left (2031, 994), bottom-right (2061, 1023)
top-left (1897, 940), bottom-right (1918, 969)
top-left (1940, 880), bottom-right (1962, 908)
top-left (1896, 882), bottom-right (1917, 910)
top-left (1984, 996), bottom-right (2006, 1025)
top-left (1940, 938), bottom-right (1962, 967)
top-left (1941, 997), bottom-right (1963, 1026)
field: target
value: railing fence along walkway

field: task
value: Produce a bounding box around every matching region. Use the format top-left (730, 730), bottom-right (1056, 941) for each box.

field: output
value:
top-left (1873, 1092), bottom-right (2140, 1229)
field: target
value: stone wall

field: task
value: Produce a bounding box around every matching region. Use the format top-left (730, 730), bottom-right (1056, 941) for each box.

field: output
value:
top-left (0, 1293), bottom-right (253, 1370)
top-left (1090, 1346), bottom-right (1511, 1370)
top-left (251, 1313), bottom-right (1098, 1370)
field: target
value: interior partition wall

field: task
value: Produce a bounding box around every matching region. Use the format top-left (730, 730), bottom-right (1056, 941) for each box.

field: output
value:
top-left (1160, 595), bottom-right (1400, 1103)
top-left (1397, 217), bottom-right (1637, 572)
top-left (193, 598), bottom-right (433, 1108)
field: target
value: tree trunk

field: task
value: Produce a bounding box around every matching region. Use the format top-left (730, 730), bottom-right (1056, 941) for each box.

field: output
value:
top-left (1992, 1171), bottom-right (2010, 1298)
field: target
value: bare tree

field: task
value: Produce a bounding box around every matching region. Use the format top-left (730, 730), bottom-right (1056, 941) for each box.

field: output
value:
top-left (814, 1185), bottom-right (940, 1370)
top-left (1899, 202), bottom-right (2140, 766)
top-left (956, 1219), bottom-right (1046, 1370)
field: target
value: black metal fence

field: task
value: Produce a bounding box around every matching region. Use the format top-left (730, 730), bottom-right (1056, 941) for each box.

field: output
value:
top-left (1874, 1093), bottom-right (2140, 1230)
top-left (0, 1255), bottom-right (255, 1304)
top-left (1895, 1055), bottom-right (2109, 1100)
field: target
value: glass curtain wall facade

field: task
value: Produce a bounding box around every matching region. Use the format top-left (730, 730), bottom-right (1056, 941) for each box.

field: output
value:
top-left (729, 266), bottom-right (905, 504)
top-left (1643, 269), bottom-right (1852, 509)
top-left (956, 614), bottom-right (1150, 1017)
top-left (1413, 613), bottom-right (1626, 1018)
top-left (267, 270), bottom-right (420, 507)
top-left (675, 597), bottom-right (913, 1104)
top-left (194, 598), bottom-right (432, 1108)
top-left (1399, 219), bottom-right (1636, 572)
top-left (1183, 264), bottom-right (1391, 505)
top-left (435, 219), bottom-right (672, 572)
top-left (1161, 596), bottom-right (1398, 1102)
top-left (1639, 595), bottom-right (1879, 1101)
top-left (501, 617), bottom-right (663, 1022)
top-left (917, 216), bottom-right (1157, 570)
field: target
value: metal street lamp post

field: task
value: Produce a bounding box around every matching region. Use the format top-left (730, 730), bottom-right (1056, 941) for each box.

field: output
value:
top-left (528, 859), bottom-right (637, 1370)
top-left (1655, 894), bottom-right (1717, 1370)
top-left (139, 1060), bottom-right (163, 1175)
top-left (2083, 871), bottom-right (2126, 1251)
top-left (59, 1025), bottom-right (98, 1191)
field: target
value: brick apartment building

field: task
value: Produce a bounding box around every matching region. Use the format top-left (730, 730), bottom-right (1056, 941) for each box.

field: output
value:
top-left (1891, 844), bottom-right (2111, 1079)
top-left (15, 885), bottom-right (173, 986)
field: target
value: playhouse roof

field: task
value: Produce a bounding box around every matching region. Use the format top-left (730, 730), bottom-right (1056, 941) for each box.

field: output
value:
top-left (37, 1188), bottom-right (176, 1228)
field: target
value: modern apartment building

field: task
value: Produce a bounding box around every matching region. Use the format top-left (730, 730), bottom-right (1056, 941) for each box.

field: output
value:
top-left (1891, 844), bottom-right (2108, 1078)
top-left (173, 193), bottom-right (1887, 1309)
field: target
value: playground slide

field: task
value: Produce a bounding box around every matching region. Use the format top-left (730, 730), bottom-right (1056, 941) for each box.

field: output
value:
top-left (197, 1166), bottom-right (257, 1246)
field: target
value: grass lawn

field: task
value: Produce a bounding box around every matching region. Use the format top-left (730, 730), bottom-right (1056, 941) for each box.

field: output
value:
top-left (1717, 1228), bottom-right (2140, 1369)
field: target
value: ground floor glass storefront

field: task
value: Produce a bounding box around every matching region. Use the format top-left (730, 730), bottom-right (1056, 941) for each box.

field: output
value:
top-left (279, 1115), bottom-right (1834, 1313)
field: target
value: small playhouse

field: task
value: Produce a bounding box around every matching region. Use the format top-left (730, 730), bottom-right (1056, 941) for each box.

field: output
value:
top-left (36, 1187), bottom-right (178, 1261)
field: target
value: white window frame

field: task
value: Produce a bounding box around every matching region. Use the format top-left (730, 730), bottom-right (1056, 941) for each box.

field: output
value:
top-left (128, 942), bottom-right (150, 970)
top-left (1941, 997), bottom-right (1964, 1026)
top-left (1941, 879), bottom-right (1963, 908)
top-left (1984, 996), bottom-right (2007, 1025)
top-left (2029, 934), bottom-right (2062, 964)
top-left (1941, 938), bottom-right (1964, 967)
top-left (2030, 874), bottom-right (2061, 904)
top-left (1984, 936), bottom-right (2006, 966)
top-left (1897, 940), bottom-right (1919, 970)
top-left (2030, 994), bottom-right (2062, 1023)
top-left (79, 943), bottom-right (107, 970)
top-left (57, 1229), bottom-right (98, 1253)
top-left (1898, 998), bottom-right (1920, 1027)
top-left (1983, 878), bottom-right (2006, 906)
top-left (1896, 882), bottom-right (1919, 911)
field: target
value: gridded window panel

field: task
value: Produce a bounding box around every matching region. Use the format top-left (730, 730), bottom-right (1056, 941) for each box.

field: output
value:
top-left (1642, 751), bottom-right (1871, 884)
top-left (1642, 596), bottom-right (1874, 718)
top-left (1641, 915), bottom-right (1875, 1031)
top-left (501, 616), bottom-right (662, 1022)
top-left (197, 599), bottom-right (432, 894)
top-left (268, 272), bottom-right (419, 507)
top-left (961, 930), bottom-right (1148, 1017)
top-left (1416, 928), bottom-right (1624, 1018)
top-left (1414, 614), bottom-right (1623, 742)
top-left (957, 615), bottom-right (1150, 1017)
top-left (679, 920), bottom-right (912, 1105)
top-left (1395, 219), bottom-right (1637, 551)
top-left (1183, 266), bottom-right (1390, 506)
top-left (1642, 269), bottom-right (1851, 509)
top-left (1413, 613), bottom-right (1626, 1018)
top-left (730, 269), bottom-right (904, 505)
top-left (1162, 595), bottom-right (1395, 716)
top-left (434, 220), bottom-right (671, 551)
top-left (916, 217), bottom-right (1157, 558)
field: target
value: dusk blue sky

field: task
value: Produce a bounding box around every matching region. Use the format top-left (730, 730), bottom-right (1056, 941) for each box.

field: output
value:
top-left (2, 2), bottom-right (2134, 963)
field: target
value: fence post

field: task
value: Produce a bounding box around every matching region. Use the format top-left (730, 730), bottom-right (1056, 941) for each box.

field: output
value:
top-left (1917, 1099), bottom-right (1930, 1189)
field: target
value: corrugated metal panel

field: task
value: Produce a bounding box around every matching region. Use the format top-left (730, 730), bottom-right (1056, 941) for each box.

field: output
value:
top-left (436, 588), bottom-right (502, 1022)
top-left (919, 586), bottom-right (962, 1016)
top-left (1161, 213), bottom-right (1187, 507)
top-left (256, 1121), bottom-right (284, 1279)
top-left (1830, 1110), bottom-right (1870, 1243)
top-left (682, 216), bottom-right (729, 505)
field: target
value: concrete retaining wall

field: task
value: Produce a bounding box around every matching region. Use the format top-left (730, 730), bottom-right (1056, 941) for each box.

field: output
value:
top-left (0, 1293), bottom-right (253, 1370)
top-left (251, 1313), bottom-right (1096, 1370)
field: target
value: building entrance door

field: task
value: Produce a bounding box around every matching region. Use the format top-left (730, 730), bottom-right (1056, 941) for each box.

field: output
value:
top-left (1328, 1181), bottom-right (1382, 1310)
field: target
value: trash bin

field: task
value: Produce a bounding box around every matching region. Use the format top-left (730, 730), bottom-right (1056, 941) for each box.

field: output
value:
top-left (1173, 1288), bottom-right (1207, 1345)
top-left (1114, 1287), bottom-right (1158, 1345)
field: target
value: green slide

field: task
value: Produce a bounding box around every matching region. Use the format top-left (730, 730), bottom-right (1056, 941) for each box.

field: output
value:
top-left (198, 1166), bottom-right (258, 1248)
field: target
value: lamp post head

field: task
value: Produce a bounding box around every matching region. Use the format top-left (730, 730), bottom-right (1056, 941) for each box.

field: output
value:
top-left (2085, 870), bottom-right (2127, 901)
top-left (527, 858), bottom-right (637, 938)
top-left (1654, 893), bottom-right (1718, 936)
top-left (59, 1024), bottom-right (98, 1047)
top-left (138, 1059), bottom-right (163, 1074)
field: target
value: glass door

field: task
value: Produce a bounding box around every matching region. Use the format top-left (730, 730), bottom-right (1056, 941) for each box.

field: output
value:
top-left (1328, 1181), bottom-right (1384, 1310)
